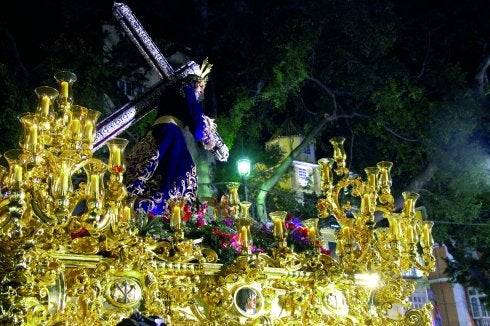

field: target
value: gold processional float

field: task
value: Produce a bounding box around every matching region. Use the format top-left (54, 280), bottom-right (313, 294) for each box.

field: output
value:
top-left (0, 72), bottom-right (436, 325)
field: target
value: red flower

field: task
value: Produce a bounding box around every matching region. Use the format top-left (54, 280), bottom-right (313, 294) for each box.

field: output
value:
top-left (195, 217), bottom-right (206, 227)
top-left (148, 213), bottom-right (155, 219)
top-left (286, 222), bottom-right (295, 230)
top-left (113, 165), bottom-right (123, 173)
top-left (181, 204), bottom-right (192, 222)
top-left (320, 246), bottom-right (332, 256)
top-left (299, 227), bottom-right (308, 236)
top-left (70, 227), bottom-right (90, 239)
top-left (286, 214), bottom-right (293, 221)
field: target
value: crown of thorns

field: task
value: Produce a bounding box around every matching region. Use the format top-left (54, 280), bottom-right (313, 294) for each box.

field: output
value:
top-left (188, 58), bottom-right (213, 83)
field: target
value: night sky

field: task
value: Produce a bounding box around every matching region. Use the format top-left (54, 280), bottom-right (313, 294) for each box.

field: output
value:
top-left (3, 0), bottom-right (490, 81)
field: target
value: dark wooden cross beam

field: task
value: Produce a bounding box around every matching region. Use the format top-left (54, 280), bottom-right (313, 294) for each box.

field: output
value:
top-left (93, 2), bottom-right (196, 151)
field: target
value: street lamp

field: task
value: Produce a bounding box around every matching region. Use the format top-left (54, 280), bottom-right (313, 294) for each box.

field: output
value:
top-left (237, 158), bottom-right (251, 201)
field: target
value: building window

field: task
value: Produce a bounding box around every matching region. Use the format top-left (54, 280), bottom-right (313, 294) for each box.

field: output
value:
top-left (409, 294), bottom-right (426, 309)
top-left (298, 168), bottom-right (307, 179)
top-left (469, 288), bottom-right (489, 319)
top-left (297, 167), bottom-right (309, 187)
top-left (472, 298), bottom-right (481, 318)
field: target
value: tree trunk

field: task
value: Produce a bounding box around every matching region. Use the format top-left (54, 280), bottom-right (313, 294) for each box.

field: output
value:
top-left (255, 114), bottom-right (331, 221)
top-left (393, 162), bottom-right (438, 210)
top-left (474, 54), bottom-right (490, 94)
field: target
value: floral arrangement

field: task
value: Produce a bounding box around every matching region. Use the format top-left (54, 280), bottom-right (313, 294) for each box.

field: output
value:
top-left (135, 201), bottom-right (331, 265)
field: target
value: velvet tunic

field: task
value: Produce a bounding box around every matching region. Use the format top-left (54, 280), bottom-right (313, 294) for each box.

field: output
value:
top-left (125, 82), bottom-right (210, 216)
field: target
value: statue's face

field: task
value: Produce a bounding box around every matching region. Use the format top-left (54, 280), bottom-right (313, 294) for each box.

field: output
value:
top-left (193, 80), bottom-right (206, 99)
top-left (246, 295), bottom-right (257, 309)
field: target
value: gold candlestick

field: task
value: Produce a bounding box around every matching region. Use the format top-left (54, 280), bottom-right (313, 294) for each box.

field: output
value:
top-left (270, 211), bottom-right (288, 246)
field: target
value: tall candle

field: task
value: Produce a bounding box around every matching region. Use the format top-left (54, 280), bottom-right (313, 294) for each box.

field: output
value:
top-left (308, 227), bottom-right (316, 242)
top-left (423, 223), bottom-right (431, 247)
top-left (61, 81), bottom-right (69, 98)
top-left (123, 206), bottom-right (131, 220)
top-left (71, 119), bottom-right (81, 135)
top-left (41, 96), bottom-right (50, 116)
top-left (390, 219), bottom-right (399, 240)
top-left (381, 169), bottom-right (388, 184)
top-left (14, 165), bottom-right (23, 183)
top-left (273, 219), bottom-right (283, 238)
top-left (343, 226), bottom-right (350, 239)
top-left (368, 173), bottom-right (377, 188)
top-left (231, 190), bottom-right (239, 206)
top-left (324, 163), bottom-right (332, 184)
top-left (361, 194), bottom-right (371, 214)
top-left (241, 226), bottom-right (248, 246)
top-left (407, 225), bottom-right (415, 243)
top-left (172, 204), bottom-right (181, 226)
top-left (427, 232), bottom-right (434, 248)
top-left (112, 147), bottom-right (121, 166)
top-left (404, 198), bottom-right (414, 216)
top-left (61, 171), bottom-right (70, 194)
top-left (90, 174), bottom-right (99, 195)
top-left (29, 125), bottom-right (38, 147)
top-left (84, 121), bottom-right (94, 141)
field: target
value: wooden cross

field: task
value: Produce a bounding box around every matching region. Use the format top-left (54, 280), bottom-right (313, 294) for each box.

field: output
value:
top-left (93, 2), bottom-right (197, 151)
